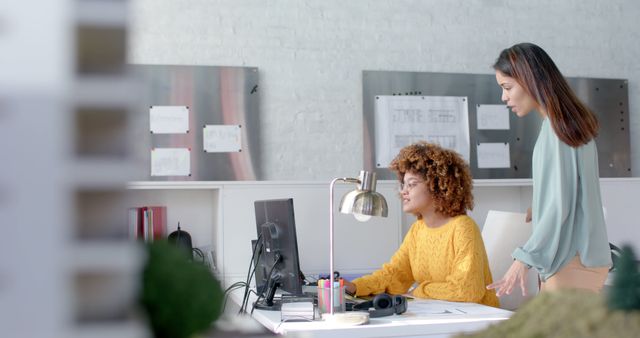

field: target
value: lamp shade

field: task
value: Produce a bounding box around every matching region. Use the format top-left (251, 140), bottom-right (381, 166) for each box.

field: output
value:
top-left (339, 190), bottom-right (388, 217)
top-left (326, 170), bottom-right (388, 320)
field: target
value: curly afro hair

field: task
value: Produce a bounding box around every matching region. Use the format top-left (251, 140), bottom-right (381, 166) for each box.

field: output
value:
top-left (389, 141), bottom-right (474, 218)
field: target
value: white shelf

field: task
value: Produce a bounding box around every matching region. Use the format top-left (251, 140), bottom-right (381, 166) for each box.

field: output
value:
top-left (471, 177), bottom-right (640, 187)
top-left (128, 179), bottom-right (537, 189)
top-left (128, 181), bottom-right (225, 190)
top-left (473, 179), bottom-right (532, 187)
top-left (599, 177), bottom-right (640, 183)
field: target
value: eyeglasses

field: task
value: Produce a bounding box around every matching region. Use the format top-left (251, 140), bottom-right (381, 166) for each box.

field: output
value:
top-left (398, 180), bottom-right (425, 192)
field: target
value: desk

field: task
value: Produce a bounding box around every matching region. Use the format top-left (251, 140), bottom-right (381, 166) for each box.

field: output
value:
top-left (231, 292), bottom-right (512, 338)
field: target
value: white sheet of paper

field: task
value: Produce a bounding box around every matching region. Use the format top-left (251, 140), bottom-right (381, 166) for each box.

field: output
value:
top-left (149, 106), bottom-right (189, 134)
top-left (408, 299), bottom-right (511, 317)
top-left (407, 303), bottom-right (467, 316)
top-left (477, 142), bottom-right (510, 168)
top-left (375, 96), bottom-right (470, 167)
top-left (150, 148), bottom-right (190, 176)
top-left (477, 104), bottom-right (510, 130)
top-left (203, 125), bottom-right (242, 152)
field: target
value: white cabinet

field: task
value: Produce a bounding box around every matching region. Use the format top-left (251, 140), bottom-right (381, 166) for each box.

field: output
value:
top-left (127, 178), bottom-right (640, 288)
top-left (127, 181), bottom-right (404, 287)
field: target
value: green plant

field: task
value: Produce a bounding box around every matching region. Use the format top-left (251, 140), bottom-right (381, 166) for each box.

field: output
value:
top-left (141, 241), bottom-right (223, 338)
top-left (608, 245), bottom-right (640, 311)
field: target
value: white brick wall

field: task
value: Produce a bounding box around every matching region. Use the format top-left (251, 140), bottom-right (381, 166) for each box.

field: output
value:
top-left (129, 0), bottom-right (640, 179)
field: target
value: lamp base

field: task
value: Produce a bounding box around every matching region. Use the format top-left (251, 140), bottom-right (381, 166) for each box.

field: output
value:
top-left (321, 312), bottom-right (369, 326)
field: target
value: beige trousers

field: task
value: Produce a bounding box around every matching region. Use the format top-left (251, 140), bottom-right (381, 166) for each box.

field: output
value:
top-left (540, 255), bottom-right (609, 293)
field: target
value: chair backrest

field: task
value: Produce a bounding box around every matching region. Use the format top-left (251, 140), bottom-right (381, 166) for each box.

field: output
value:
top-left (481, 210), bottom-right (538, 310)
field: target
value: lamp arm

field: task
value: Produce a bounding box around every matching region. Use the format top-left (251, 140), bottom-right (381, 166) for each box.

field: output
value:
top-left (329, 177), bottom-right (358, 315)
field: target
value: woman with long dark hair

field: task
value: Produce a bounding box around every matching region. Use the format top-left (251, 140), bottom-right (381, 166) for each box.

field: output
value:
top-left (486, 43), bottom-right (611, 296)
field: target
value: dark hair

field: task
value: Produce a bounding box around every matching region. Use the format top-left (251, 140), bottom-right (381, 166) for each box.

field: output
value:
top-left (389, 142), bottom-right (473, 218)
top-left (493, 42), bottom-right (598, 147)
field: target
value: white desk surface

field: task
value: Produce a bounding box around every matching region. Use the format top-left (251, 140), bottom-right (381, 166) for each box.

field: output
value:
top-left (231, 292), bottom-right (512, 338)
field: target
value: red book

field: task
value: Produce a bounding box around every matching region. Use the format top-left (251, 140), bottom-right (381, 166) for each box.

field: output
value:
top-left (129, 206), bottom-right (167, 241)
top-left (139, 207), bottom-right (148, 241)
top-left (148, 206), bottom-right (167, 241)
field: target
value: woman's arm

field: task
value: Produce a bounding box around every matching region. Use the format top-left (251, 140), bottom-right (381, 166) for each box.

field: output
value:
top-left (513, 134), bottom-right (578, 274)
top-left (351, 224), bottom-right (417, 296)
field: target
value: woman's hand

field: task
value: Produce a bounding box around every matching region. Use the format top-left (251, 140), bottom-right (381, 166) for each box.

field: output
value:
top-left (525, 207), bottom-right (532, 223)
top-left (343, 280), bottom-right (356, 296)
top-left (486, 260), bottom-right (529, 297)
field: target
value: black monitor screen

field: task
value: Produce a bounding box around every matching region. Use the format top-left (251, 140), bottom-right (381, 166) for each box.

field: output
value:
top-left (253, 198), bottom-right (303, 309)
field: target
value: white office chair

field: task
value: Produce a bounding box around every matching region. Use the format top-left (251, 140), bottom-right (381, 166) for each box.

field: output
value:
top-left (481, 210), bottom-right (538, 310)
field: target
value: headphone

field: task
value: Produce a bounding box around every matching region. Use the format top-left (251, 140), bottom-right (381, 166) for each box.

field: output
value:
top-left (352, 293), bottom-right (407, 318)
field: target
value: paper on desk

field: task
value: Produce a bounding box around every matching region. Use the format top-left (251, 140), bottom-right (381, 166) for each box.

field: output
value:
top-left (407, 300), bottom-right (468, 316)
top-left (408, 299), bottom-right (511, 317)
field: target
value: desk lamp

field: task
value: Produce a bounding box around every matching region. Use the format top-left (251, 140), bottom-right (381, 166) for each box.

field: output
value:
top-left (325, 170), bottom-right (388, 324)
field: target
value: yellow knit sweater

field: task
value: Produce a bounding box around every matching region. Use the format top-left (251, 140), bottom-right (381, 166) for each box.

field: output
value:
top-left (353, 215), bottom-right (499, 307)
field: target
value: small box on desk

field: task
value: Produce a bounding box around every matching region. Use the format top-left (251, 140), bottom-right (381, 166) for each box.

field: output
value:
top-left (280, 296), bottom-right (315, 322)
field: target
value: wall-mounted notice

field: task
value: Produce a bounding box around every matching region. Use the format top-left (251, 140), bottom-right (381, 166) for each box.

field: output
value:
top-left (374, 95), bottom-right (470, 167)
top-left (477, 142), bottom-right (510, 169)
top-left (203, 125), bottom-right (242, 152)
top-left (150, 148), bottom-right (191, 176)
top-left (477, 104), bottom-right (510, 130)
top-left (150, 105), bottom-right (189, 134)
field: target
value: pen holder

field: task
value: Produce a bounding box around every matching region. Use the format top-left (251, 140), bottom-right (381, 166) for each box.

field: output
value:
top-left (317, 281), bottom-right (346, 313)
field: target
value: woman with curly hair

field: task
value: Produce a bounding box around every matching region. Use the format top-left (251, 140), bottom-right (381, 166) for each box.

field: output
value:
top-left (344, 142), bottom-right (499, 307)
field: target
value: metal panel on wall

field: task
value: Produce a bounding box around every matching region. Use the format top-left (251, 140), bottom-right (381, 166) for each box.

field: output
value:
top-left (363, 71), bottom-right (631, 179)
top-left (130, 64), bottom-right (262, 180)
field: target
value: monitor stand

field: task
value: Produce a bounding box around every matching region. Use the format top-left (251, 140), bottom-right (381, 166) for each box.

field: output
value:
top-left (253, 277), bottom-right (312, 311)
top-left (254, 275), bottom-right (282, 311)
top-left (253, 299), bottom-right (282, 311)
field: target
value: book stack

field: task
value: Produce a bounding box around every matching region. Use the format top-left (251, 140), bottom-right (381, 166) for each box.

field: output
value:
top-left (128, 206), bottom-right (167, 241)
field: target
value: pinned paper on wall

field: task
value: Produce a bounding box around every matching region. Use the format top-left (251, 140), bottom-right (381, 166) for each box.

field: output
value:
top-left (477, 142), bottom-right (510, 168)
top-left (477, 104), bottom-right (510, 130)
top-left (374, 95), bottom-right (470, 168)
top-left (149, 105), bottom-right (189, 134)
top-left (203, 125), bottom-right (242, 153)
top-left (150, 148), bottom-right (191, 176)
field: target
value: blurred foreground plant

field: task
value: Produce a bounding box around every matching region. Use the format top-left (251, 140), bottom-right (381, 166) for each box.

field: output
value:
top-left (141, 241), bottom-right (223, 338)
top-left (608, 245), bottom-right (640, 311)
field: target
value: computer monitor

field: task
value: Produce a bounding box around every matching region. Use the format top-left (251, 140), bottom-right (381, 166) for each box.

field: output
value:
top-left (253, 198), bottom-right (304, 310)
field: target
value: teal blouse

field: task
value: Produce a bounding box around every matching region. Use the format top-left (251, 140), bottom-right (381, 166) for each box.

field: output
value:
top-left (512, 118), bottom-right (612, 281)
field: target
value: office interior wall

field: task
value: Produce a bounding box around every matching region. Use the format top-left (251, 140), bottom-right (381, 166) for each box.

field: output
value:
top-left (130, 0), bottom-right (640, 180)
top-left (363, 72), bottom-right (631, 179)
top-left (130, 64), bottom-right (262, 180)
